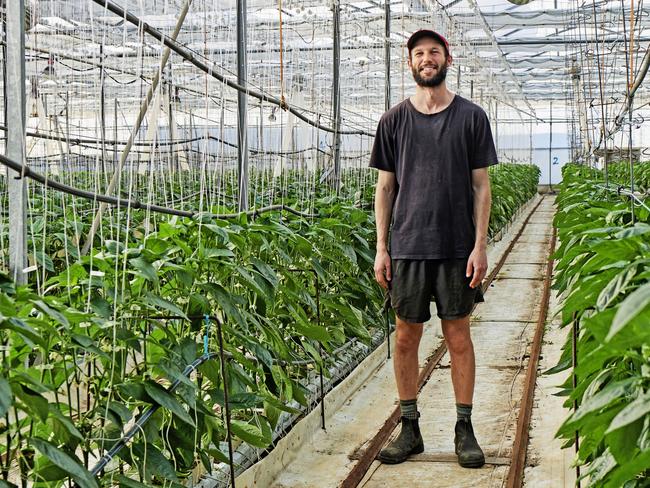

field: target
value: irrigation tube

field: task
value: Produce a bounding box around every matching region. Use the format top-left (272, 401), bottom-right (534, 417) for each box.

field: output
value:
top-left (90, 0), bottom-right (374, 138)
top-left (86, 352), bottom-right (221, 478)
top-left (0, 153), bottom-right (319, 219)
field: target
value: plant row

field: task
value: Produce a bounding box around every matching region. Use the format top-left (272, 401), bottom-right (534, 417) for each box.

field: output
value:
top-left (551, 163), bottom-right (650, 487)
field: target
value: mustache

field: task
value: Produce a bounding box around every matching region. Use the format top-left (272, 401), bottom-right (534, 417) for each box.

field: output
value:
top-left (418, 63), bottom-right (444, 73)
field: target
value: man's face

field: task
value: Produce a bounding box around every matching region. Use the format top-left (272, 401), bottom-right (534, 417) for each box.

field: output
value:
top-left (408, 37), bottom-right (451, 88)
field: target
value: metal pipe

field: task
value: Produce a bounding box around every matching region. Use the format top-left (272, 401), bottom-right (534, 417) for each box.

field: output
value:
top-left (237, 0), bottom-right (249, 212)
top-left (6, 0), bottom-right (27, 285)
top-left (332, 0), bottom-right (342, 193)
top-left (592, 0), bottom-right (609, 186)
top-left (549, 99), bottom-right (553, 192)
top-left (384, 0), bottom-right (391, 112)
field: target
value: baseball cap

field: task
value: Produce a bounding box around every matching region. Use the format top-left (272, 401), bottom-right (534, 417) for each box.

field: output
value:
top-left (407, 30), bottom-right (450, 56)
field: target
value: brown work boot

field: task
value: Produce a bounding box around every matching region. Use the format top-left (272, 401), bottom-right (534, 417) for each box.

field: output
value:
top-left (377, 413), bottom-right (424, 464)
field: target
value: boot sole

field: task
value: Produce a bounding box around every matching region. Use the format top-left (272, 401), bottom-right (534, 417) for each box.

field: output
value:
top-left (377, 443), bottom-right (424, 464)
top-left (457, 457), bottom-right (485, 468)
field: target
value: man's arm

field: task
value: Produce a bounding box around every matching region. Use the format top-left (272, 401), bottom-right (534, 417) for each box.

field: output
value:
top-left (374, 170), bottom-right (397, 289)
top-left (466, 167), bottom-right (491, 288)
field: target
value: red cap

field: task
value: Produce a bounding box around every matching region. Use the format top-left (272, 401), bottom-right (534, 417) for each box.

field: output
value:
top-left (407, 30), bottom-right (450, 56)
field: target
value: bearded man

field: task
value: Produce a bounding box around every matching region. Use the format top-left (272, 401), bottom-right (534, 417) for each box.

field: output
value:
top-left (370, 30), bottom-right (498, 468)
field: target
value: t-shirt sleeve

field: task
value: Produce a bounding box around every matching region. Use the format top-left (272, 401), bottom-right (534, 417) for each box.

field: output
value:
top-left (471, 109), bottom-right (499, 169)
top-left (369, 113), bottom-right (395, 172)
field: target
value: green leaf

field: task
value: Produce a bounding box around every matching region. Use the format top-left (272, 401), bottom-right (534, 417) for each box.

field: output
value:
top-left (49, 406), bottom-right (84, 443)
top-left (606, 391), bottom-right (650, 434)
top-left (585, 447), bottom-right (617, 483)
top-left (115, 474), bottom-right (151, 488)
top-left (89, 296), bottom-right (112, 319)
top-left (203, 247), bottom-right (235, 259)
top-left (614, 223), bottom-right (650, 239)
top-left (129, 257), bottom-right (157, 282)
top-left (13, 384), bottom-right (49, 422)
top-left (607, 281), bottom-right (650, 341)
top-left (34, 250), bottom-right (55, 272)
top-left (606, 416), bottom-right (643, 465)
top-left (143, 292), bottom-right (188, 320)
top-left (143, 382), bottom-right (195, 427)
top-left (202, 282), bottom-right (245, 327)
top-left (250, 258), bottom-right (279, 287)
top-left (561, 378), bottom-right (636, 431)
top-left (230, 419), bottom-right (271, 448)
top-left (31, 438), bottom-right (98, 488)
top-left (0, 374), bottom-right (12, 417)
top-left (31, 299), bottom-right (69, 328)
top-left (603, 448), bottom-right (650, 488)
top-left (596, 265), bottom-right (637, 311)
top-left (157, 358), bottom-right (196, 389)
top-left (131, 442), bottom-right (178, 481)
top-left (2, 317), bottom-right (47, 348)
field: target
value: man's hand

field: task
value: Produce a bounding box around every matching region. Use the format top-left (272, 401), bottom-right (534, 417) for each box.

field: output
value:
top-left (374, 249), bottom-right (392, 289)
top-left (466, 247), bottom-right (488, 289)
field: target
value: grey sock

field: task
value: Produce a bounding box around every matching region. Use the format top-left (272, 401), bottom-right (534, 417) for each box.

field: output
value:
top-left (400, 398), bottom-right (419, 420)
top-left (456, 403), bottom-right (472, 421)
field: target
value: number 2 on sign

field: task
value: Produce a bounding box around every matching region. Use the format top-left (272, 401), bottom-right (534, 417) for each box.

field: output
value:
top-left (552, 157), bottom-right (559, 165)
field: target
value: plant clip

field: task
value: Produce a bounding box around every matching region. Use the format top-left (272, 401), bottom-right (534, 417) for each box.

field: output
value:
top-left (203, 314), bottom-right (211, 355)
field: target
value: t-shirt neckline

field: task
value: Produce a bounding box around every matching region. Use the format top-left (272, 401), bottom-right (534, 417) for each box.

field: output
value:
top-left (406, 94), bottom-right (457, 117)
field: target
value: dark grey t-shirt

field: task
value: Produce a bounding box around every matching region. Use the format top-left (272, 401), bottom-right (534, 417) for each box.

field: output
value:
top-left (369, 95), bottom-right (498, 259)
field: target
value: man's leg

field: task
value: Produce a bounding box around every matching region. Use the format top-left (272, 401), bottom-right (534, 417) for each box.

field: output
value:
top-left (393, 317), bottom-right (423, 400)
top-left (442, 314), bottom-right (484, 468)
top-left (377, 316), bottom-right (425, 464)
top-left (441, 316), bottom-right (474, 404)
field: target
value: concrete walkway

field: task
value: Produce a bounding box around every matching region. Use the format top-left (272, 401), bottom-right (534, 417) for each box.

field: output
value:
top-left (237, 195), bottom-right (574, 488)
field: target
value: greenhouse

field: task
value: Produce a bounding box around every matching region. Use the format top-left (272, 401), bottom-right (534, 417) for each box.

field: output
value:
top-left (1, 0), bottom-right (649, 486)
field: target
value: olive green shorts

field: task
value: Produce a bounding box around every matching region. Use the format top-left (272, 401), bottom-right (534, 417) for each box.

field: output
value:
top-left (389, 259), bottom-right (484, 323)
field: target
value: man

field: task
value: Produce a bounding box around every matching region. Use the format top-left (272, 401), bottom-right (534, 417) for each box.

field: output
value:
top-left (370, 29), bottom-right (497, 468)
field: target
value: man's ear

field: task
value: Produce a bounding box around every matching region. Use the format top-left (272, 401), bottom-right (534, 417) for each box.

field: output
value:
top-left (446, 54), bottom-right (454, 67)
top-left (407, 54), bottom-right (412, 68)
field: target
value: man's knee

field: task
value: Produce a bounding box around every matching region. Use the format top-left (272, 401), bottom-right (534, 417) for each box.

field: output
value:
top-left (395, 320), bottom-right (422, 351)
top-left (442, 319), bottom-right (472, 355)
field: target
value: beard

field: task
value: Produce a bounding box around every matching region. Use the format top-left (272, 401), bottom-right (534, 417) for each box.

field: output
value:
top-left (412, 62), bottom-right (448, 87)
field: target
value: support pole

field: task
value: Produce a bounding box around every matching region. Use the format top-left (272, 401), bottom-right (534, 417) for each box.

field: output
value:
top-left (629, 97), bottom-right (635, 224)
top-left (100, 43), bottom-right (107, 174)
top-left (384, 0), bottom-right (391, 112)
top-left (237, 0), bottom-right (249, 211)
top-left (529, 119), bottom-right (533, 164)
top-left (81, 0), bottom-right (192, 255)
top-left (6, 0), bottom-right (28, 285)
top-left (549, 100), bottom-right (553, 192)
top-left (332, 0), bottom-right (342, 193)
top-left (494, 102), bottom-right (499, 159)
